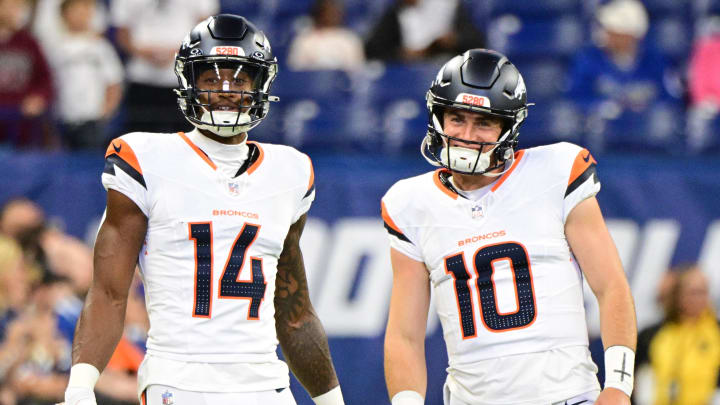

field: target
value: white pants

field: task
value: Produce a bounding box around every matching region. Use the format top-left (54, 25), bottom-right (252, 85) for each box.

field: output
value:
top-left (143, 384), bottom-right (297, 405)
top-left (442, 384), bottom-right (600, 405)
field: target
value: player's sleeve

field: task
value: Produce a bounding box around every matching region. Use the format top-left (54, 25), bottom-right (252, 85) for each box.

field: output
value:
top-left (101, 137), bottom-right (150, 216)
top-left (381, 200), bottom-right (423, 262)
top-left (563, 147), bottom-right (601, 222)
top-left (292, 154), bottom-right (315, 223)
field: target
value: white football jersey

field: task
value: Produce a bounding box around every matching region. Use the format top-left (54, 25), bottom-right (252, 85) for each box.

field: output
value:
top-left (101, 130), bottom-right (315, 394)
top-left (382, 142), bottom-right (603, 404)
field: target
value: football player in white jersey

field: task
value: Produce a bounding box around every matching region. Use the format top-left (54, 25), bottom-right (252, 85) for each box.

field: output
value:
top-left (60, 14), bottom-right (344, 405)
top-left (382, 49), bottom-right (637, 405)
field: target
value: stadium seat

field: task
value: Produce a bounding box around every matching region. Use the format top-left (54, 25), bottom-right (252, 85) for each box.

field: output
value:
top-left (642, 0), bottom-right (693, 18)
top-left (489, 16), bottom-right (586, 58)
top-left (645, 17), bottom-right (693, 64)
top-left (273, 70), bottom-right (353, 102)
top-left (219, 0), bottom-right (269, 19)
top-left (511, 57), bottom-right (569, 99)
top-left (593, 101), bottom-right (684, 152)
top-left (366, 63), bottom-right (437, 104)
top-left (489, 0), bottom-right (582, 18)
top-left (517, 98), bottom-right (584, 148)
top-left (272, 0), bottom-right (314, 16)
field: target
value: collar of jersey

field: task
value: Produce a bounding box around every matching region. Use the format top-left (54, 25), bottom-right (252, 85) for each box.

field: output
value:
top-left (177, 132), bottom-right (265, 175)
top-left (432, 149), bottom-right (525, 200)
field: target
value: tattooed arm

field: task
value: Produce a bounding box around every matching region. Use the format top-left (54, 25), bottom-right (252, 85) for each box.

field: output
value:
top-left (275, 214), bottom-right (340, 397)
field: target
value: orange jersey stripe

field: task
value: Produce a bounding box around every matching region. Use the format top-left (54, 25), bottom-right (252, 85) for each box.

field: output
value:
top-left (105, 138), bottom-right (143, 175)
top-left (568, 148), bottom-right (597, 186)
top-left (307, 156), bottom-right (315, 191)
top-left (433, 169), bottom-right (459, 200)
top-left (491, 150), bottom-right (525, 193)
top-left (178, 132), bottom-right (217, 170)
top-left (381, 201), bottom-right (404, 235)
top-left (246, 141), bottom-right (264, 174)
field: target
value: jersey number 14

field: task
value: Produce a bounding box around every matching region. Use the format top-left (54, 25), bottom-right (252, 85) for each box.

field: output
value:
top-left (189, 222), bottom-right (266, 319)
top-left (445, 242), bottom-right (537, 337)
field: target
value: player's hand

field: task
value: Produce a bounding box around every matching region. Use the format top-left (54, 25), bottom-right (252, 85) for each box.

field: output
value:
top-left (61, 387), bottom-right (97, 405)
top-left (594, 387), bottom-right (630, 405)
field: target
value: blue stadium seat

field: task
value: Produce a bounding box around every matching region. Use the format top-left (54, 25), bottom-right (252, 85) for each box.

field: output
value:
top-left (489, 0), bottom-right (582, 18)
top-left (491, 16), bottom-right (586, 58)
top-left (645, 17), bottom-right (693, 64)
top-left (593, 101), bottom-right (684, 152)
top-left (366, 63), bottom-right (437, 104)
top-left (219, 0), bottom-right (267, 18)
top-left (256, 98), bottom-right (359, 151)
top-left (511, 57), bottom-right (569, 99)
top-left (518, 98), bottom-right (584, 148)
top-left (642, 0), bottom-right (692, 18)
top-left (273, 0), bottom-right (313, 15)
top-left (272, 70), bottom-right (352, 102)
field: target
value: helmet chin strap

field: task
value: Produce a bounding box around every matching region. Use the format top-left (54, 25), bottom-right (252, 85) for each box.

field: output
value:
top-left (198, 109), bottom-right (251, 137)
top-left (428, 113), bottom-right (515, 176)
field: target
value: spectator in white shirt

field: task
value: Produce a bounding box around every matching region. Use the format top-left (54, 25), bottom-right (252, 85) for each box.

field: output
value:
top-left (45, 0), bottom-right (123, 149)
top-left (287, 0), bottom-right (365, 72)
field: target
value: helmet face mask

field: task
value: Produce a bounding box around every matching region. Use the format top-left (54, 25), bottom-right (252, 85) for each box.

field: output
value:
top-left (422, 49), bottom-right (529, 175)
top-left (175, 15), bottom-right (279, 137)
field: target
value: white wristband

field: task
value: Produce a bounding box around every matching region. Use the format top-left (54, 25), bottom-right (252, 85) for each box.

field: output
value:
top-left (312, 386), bottom-right (345, 405)
top-left (67, 363), bottom-right (100, 388)
top-left (604, 345), bottom-right (635, 397)
top-left (391, 390), bottom-right (424, 405)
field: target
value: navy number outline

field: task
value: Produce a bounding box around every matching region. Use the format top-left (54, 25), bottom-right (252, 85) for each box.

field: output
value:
top-left (444, 241), bottom-right (536, 338)
top-left (189, 222), bottom-right (267, 319)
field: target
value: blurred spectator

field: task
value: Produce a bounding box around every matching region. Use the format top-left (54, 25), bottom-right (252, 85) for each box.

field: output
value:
top-left (30, 0), bottom-right (109, 51)
top-left (634, 264), bottom-right (720, 405)
top-left (4, 274), bottom-right (72, 405)
top-left (364, 0), bottom-right (485, 63)
top-left (0, 0), bottom-right (57, 149)
top-left (43, 0), bottom-right (123, 150)
top-left (0, 236), bottom-right (39, 334)
top-left (111, 0), bottom-right (218, 134)
top-left (0, 236), bottom-right (69, 405)
top-left (567, 0), bottom-right (672, 112)
top-left (0, 198), bottom-right (45, 241)
top-left (686, 15), bottom-right (720, 153)
top-left (0, 198), bottom-right (88, 342)
top-left (287, 0), bottom-right (365, 71)
top-left (39, 228), bottom-right (92, 298)
top-left (566, 0), bottom-right (679, 151)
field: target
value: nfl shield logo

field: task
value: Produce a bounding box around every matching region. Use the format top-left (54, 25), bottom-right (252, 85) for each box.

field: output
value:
top-left (471, 204), bottom-right (484, 219)
top-left (228, 181), bottom-right (240, 196)
top-left (161, 390), bottom-right (174, 405)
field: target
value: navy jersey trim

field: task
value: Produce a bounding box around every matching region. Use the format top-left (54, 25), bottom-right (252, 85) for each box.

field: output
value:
top-left (384, 221), bottom-right (411, 243)
top-left (303, 183), bottom-right (315, 199)
top-left (233, 143), bottom-right (260, 177)
top-left (565, 163), bottom-right (597, 197)
top-left (105, 154), bottom-right (147, 188)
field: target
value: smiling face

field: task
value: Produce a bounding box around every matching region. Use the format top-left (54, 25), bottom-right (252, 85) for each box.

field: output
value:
top-left (442, 108), bottom-right (504, 153)
top-left (195, 67), bottom-right (255, 112)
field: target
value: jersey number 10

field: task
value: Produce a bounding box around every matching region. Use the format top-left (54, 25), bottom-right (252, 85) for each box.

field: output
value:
top-left (189, 222), bottom-right (267, 319)
top-left (445, 242), bottom-right (537, 337)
